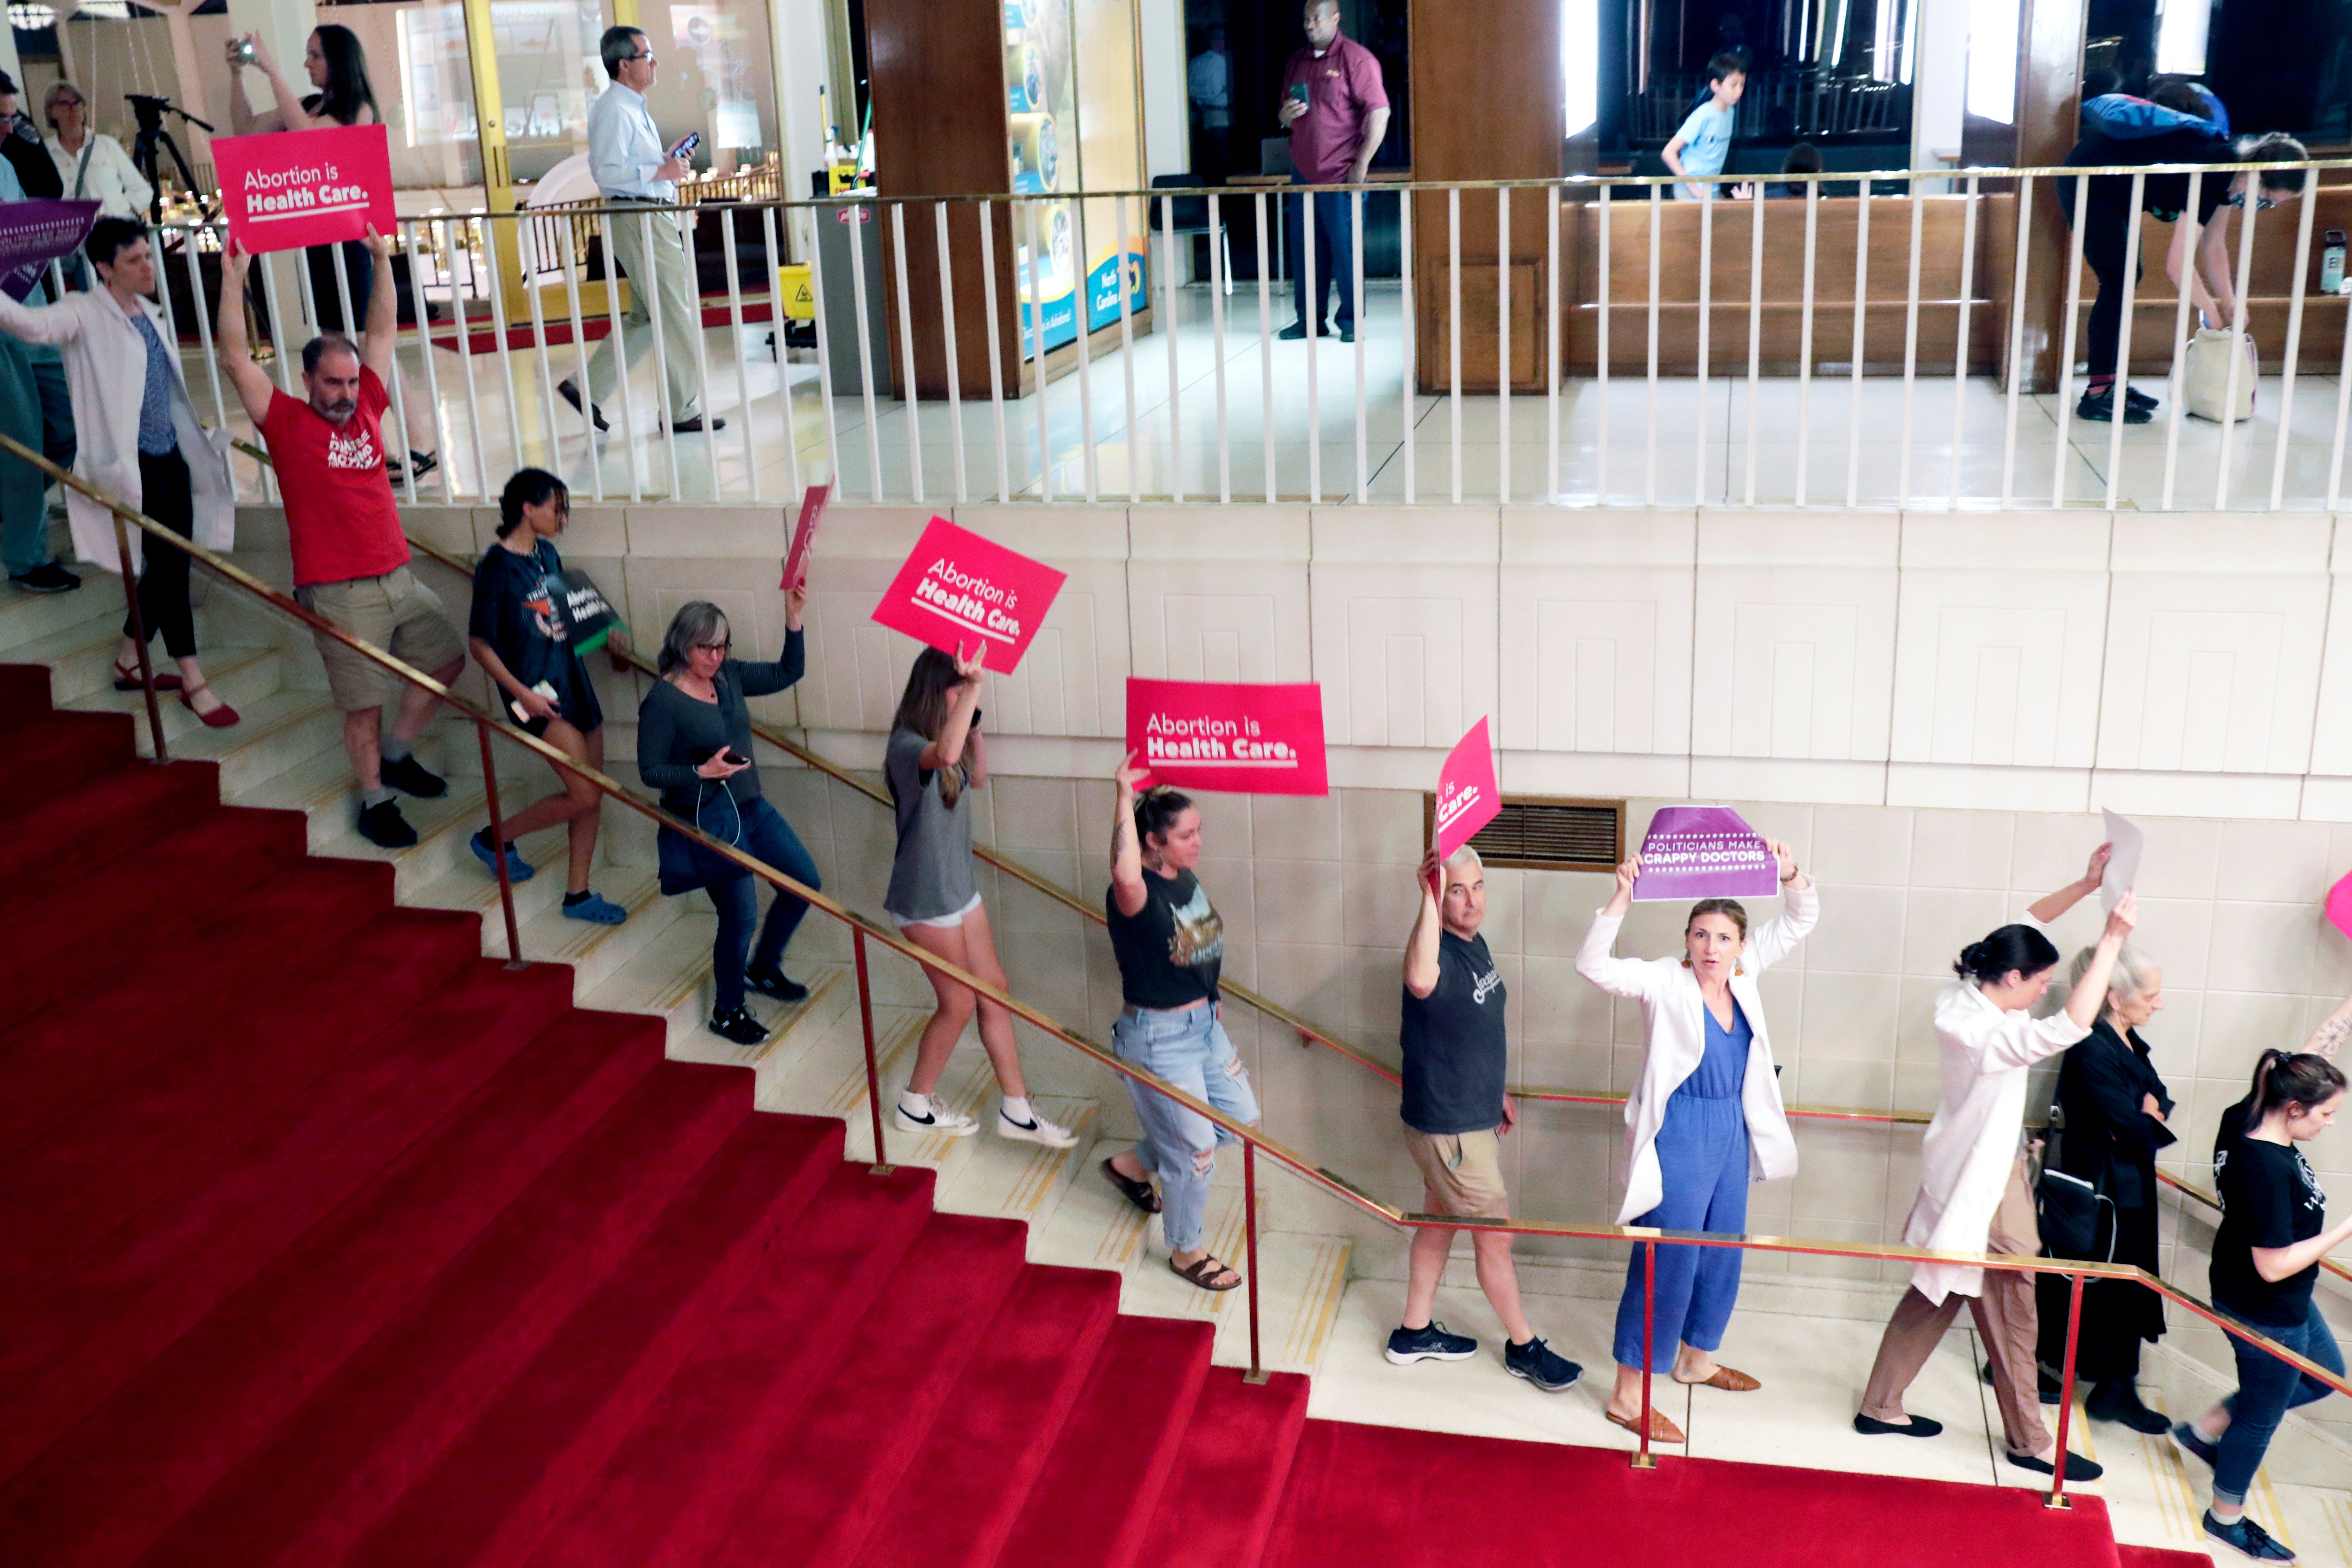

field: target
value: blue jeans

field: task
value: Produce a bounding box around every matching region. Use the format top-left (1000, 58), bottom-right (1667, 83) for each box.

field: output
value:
top-left (2213, 1300), bottom-right (2344, 1506)
top-left (706, 795), bottom-right (820, 1013)
top-left (1284, 185), bottom-right (1359, 331)
top-left (1612, 1090), bottom-right (1750, 1372)
top-left (1111, 1002), bottom-right (1261, 1255)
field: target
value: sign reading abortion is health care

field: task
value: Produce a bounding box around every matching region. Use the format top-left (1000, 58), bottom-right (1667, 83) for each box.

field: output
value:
top-left (869, 515), bottom-right (1066, 674)
top-left (1432, 717), bottom-right (1501, 861)
top-left (213, 124), bottom-right (396, 254)
top-left (0, 199), bottom-right (98, 302)
top-left (1125, 679), bottom-right (1327, 796)
top-left (1631, 805), bottom-right (1779, 901)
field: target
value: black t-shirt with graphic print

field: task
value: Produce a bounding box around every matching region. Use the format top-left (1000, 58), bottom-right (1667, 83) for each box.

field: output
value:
top-left (1107, 867), bottom-right (1224, 1009)
top-left (469, 538), bottom-right (602, 734)
top-left (1400, 929), bottom-right (1509, 1136)
top-left (2212, 1136), bottom-right (2327, 1327)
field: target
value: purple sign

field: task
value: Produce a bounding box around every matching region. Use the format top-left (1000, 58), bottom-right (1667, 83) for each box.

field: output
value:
top-left (1631, 805), bottom-right (1780, 902)
top-left (0, 200), bottom-right (100, 303)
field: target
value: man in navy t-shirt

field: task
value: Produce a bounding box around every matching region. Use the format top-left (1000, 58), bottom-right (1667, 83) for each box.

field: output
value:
top-left (1386, 844), bottom-right (1583, 1394)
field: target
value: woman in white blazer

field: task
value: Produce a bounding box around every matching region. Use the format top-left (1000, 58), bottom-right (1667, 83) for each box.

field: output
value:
top-left (0, 217), bottom-right (237, 724)
top-left (1854, 851), bottom-right (2134, 1483)
top-left (42, 83), bottom-right (153, 222)
top-left (1577, 838), bottom-right (1815, 1443)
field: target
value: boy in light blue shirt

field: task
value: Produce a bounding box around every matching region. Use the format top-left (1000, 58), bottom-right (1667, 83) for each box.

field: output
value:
top-left (1664, 50), bottom-right (1747, 201)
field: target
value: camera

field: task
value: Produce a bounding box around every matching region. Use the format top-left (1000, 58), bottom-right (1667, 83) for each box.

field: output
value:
top-left (231, 38), bottom-right (257, 65)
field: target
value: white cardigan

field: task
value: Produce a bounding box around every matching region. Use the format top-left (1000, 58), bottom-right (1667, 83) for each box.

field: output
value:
top-left (1576, 882), bottom-right (1819, 1225)
top-left (0, 287), bottom-right (232, 573)
top-left (46, 132), bottom-right (153, 221)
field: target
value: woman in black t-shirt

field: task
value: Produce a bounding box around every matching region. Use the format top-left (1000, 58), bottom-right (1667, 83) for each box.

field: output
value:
top-left (1098, 756), bottom-right (1259, 1293)
top-left (466, 469), bottom-right (625, 925)
top-left (2173, 1050), bottom-right (2350, 1564)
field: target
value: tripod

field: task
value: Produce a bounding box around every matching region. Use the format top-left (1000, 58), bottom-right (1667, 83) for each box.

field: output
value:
top-left (126, 94), bottom-right (215, 226)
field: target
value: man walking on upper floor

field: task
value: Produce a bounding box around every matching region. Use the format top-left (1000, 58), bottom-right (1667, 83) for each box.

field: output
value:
top-left (558, 26), bottom-right (724, 437)
top-left (1278, 0), bottom-right (1387, 343)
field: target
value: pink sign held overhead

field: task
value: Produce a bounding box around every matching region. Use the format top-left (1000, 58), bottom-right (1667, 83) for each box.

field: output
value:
top-left (780, 483), bottom-right (830, 590)
top-left (1125, 679), bottom-right (1328, 796)
top-left (1631, 805), bottom-right (1780, 902)
top-left (2328, 868), bottom-right (2352, 943)
top-left (1432, 717), bottom-right (1500, 860)
top-left (213, 124), bottom-right (396, 255)
top-left (869, 515), bottom-right (1067, 674)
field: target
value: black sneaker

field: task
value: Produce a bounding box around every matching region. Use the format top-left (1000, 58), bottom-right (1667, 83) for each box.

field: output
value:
top-left (378, 753), bottom-right (447, 798)
top-left (558, 378), bottom-right (610, 433)
top-left (2174, 1419), bottom-right (2221, 1469)
top-left (2086, 1380), bottom-right (2172, 1434)
top-left (1277, 320), bottom-right (1329, 340)
top-left (2006, 1448), bottom-right (2103, 1482)
top-left (2077, 387), bottom-right (2152, 424)
top-left (743, 963), bottom-right (809, 1003)
top-left (1338, 325), bottom-right (1355, 343)
top-left (1385, 1321), bottom-right (1477, 1365)
top-left (2124, 384), bottom-right (2158, 412)
top-left (1504, 1335), bottom-right (1584, 1392)
top-left (356, 798), bottom-right (418, 848)
top-left (2205, 1512), bottom-right (2296, 1563)
top-left (8, 561), bottom-right (79, 593)
top-left (708, 1006), bottom-right (768, 1045)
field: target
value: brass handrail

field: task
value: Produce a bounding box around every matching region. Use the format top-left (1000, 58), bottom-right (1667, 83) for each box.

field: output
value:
top-left (144, 437), bottom-right (2348, 1487)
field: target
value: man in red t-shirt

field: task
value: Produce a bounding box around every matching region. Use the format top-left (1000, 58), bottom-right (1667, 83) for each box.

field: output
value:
top-left (219, 230), bottom-right (468, 850)
top-left (1279, 0), bottom-right (1389, 343)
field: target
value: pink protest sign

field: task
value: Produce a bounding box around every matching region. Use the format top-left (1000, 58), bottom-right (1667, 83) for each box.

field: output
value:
top-left (869, 515), bottom-right (1067, 674)
top-left (1432, 717), bottom-right (1500, 859)
top-left (213, 124), bottom-right (396, 255)
top-left (1126, 679), bottom-right (1327, 796)
top-left (1631, 805), bottom-right (1779, 901)
top-left (2328, 869), bottom-right (2352, 942)
top-left (780, 483), bottom-right (830, 590)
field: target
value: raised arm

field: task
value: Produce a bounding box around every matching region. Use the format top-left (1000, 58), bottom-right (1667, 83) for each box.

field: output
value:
top-left (1575, 854), bottom-right (1656, 1000)
top-left (2063, 892), bottom-right (2136, 1032)
top-left (360, 225), bottom-right (395, 380)
top-left (2302, 991), bottom-right (2352, 1059)
top-left (1974, 900), bottom-right (2131, 1074)
top-left (2027, 841), bottom-right (2112, 925)
top-left (1109, 754), bottom-right (1149, 918)
top-left (1745, 836), bottom-right (1818, 970)
top-left (215, 244), bottom-right (276, 427)
top-left (224, 35), bottom-right (286, 134)
top-left (1403, 848), bottom-right (1444, 998)
top-left (921, 647), bottom-right (984, 773)
top-left (735, 589), bottom-right (808, 696)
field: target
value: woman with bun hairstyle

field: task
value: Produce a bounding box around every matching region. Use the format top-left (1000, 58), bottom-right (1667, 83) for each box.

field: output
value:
top-left (1855, 845), bottom-right (2134, 1484)
top-left (1577, 836), bottom-right (1816, 1444)
top-left (883, 646), bottom-right (1076, 1150)
top-left (2172, 1051), bottom-right (2351, 1564)
top-left (465, 468), bottom-right (624, 924)
top-left (1099, 755), bottom-right (1259, 1293)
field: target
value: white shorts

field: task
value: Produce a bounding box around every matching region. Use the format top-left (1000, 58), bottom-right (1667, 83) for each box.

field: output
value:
top-left (890, 891), bottom-right (983, 931)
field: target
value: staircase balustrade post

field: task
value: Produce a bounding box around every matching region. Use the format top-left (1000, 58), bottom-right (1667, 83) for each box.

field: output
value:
top-left (2046, 1269), bottom-right (2086, 1510)
top-left (1244, 1140), bottom-right (1266, 1384)
top-left (1632, 1240), bottom-right (1658, 1469)
top-left (475, 719), bottom-right (525, 968)
top-left (855, 926), bottom-right (892, 1174)
top-left (112, 511), bottom-right (168, 765)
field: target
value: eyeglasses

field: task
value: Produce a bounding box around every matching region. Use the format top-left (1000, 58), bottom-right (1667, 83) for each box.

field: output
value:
top-left (2226, 191), bottom-right (2279, 212)
top-left (628, 50), bottom-right (657, 64)
top-left (694, 638), bottom-right (731, 653)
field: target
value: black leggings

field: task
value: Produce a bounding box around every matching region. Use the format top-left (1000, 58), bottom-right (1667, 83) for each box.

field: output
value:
top-left (2078, 206), bottom-right (2139, 379)
top-left (126, 446), bottom-right (197, 660)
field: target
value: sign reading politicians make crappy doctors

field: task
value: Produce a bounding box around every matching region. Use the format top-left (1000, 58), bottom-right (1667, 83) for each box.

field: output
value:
top-left (0, 200), bottom-right (98, 302)
top-left (212, 124), bottom-right (396, 255)
top-left (869, 515), bottom-right (1067, 674)
top-left (1124, 679), bottom-right (1328, 796)
top-left (1630, 805), bottom-right (1779, 901)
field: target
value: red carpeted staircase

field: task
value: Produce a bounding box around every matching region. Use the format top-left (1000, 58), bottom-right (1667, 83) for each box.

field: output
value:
top-left (0, 664), bottom-right (2175, 1568)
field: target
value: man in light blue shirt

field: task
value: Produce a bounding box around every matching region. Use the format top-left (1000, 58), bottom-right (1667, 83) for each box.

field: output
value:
top-left (559, 26), bottom-right (722, 435)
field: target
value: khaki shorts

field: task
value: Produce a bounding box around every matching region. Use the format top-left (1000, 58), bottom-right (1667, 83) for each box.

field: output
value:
top-left (1403, 1124), bottom-right (1511, 1220)
top-left (295, 567), bottom-right (466, 712)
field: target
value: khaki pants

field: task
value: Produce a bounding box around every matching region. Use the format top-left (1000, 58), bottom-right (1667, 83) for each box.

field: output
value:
top-left (586, 205), bottom-right (704, 421)
top-left (1859, 1157), bottom-right (2052, 1457)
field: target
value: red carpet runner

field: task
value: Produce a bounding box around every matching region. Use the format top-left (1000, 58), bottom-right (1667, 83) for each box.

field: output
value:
top-left (0, 664), bottom-right (2155, 1568)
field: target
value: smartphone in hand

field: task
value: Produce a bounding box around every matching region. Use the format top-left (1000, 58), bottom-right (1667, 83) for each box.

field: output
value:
top-left (670, 132), bottom-right (701, 160)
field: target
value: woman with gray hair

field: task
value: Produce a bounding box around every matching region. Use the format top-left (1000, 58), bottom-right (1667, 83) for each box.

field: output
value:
top-left (2035, 941), bottom-right (2175, 1432)
top-left (636, 591), bottom-right (821, 1046)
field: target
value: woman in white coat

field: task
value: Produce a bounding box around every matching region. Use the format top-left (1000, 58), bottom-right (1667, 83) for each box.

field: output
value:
top-left (1853, 848), bottom-right (2134, 1484)
top-left (0, 217), bottom-right (237, 724)
top-left (42, 83), bottom-right (153, 222)
top-left (1577, 839), bottom-right (1816, 1443)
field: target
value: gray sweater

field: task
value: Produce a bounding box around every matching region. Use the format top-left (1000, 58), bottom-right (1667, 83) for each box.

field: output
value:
top-left (634, 631), bottom-right (805, 815)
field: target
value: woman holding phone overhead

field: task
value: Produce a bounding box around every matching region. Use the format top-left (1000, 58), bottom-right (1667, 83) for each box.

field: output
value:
top-left (1576, 837), bottom-right (1817, 1444)
top-left (883, 644), bottom-right (1076, 1149)
top-left (636, 596), bottom-right (822, 1047)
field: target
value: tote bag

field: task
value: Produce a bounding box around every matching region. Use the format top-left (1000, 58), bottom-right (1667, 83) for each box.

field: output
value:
top-left (2182, 327), bottom-right (2258, 422)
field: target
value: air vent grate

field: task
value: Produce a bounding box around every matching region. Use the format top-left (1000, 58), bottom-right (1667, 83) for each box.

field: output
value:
top-left (1421, 796), bottom-right (1624, 872)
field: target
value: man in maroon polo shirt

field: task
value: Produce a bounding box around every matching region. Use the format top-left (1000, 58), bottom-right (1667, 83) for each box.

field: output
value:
top-left (1279, 0), bottom-right (1390, 342)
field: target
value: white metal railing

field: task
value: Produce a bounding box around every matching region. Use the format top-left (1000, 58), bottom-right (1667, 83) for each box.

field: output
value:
top-left (122, 158), bottom-right (2352, 512)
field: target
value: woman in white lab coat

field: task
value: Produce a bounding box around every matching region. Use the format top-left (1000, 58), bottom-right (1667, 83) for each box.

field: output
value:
top-left (1577, 839), bottom-right (1815, 1444)
top-left (1853, 847), bottom-right (2134, 1483)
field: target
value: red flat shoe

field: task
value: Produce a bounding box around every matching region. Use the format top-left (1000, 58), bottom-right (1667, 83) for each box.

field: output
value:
top-left (180, 685), bottom-right (240, 728)
top-left (114, 659), bottom-right (182, 692)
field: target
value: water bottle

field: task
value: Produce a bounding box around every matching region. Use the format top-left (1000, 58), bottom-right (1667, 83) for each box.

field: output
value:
top-left (2326, 231), bottom-right (2347, 296)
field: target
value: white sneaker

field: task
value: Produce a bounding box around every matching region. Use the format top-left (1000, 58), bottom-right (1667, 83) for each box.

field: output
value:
top-left (895, 1102), bottom-right (977, 1137)
top-left (998, 1107), bottom-right (1078, 1148)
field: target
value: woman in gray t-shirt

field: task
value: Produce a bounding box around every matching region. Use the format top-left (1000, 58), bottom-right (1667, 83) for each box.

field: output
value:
top-left (884, 647), bottom-right (1076, 1150)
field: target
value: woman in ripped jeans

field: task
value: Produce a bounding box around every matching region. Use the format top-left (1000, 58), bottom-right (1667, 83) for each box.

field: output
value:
top-left (1097, 758), bottom-right (1260, 1292)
